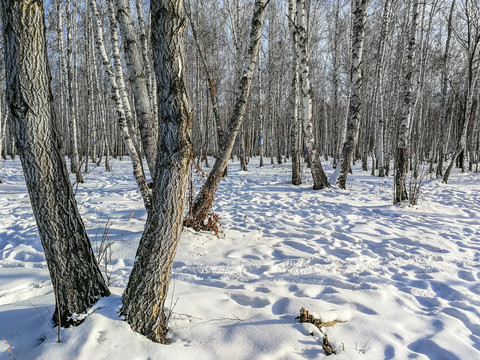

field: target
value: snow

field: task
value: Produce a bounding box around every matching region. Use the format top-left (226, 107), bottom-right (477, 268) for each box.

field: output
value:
top-left (1, 157), bottom-right (479, 359)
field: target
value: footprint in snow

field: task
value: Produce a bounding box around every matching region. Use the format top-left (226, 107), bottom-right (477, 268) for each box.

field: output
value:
top-left (230, 294), bottom-right (270, 308)
top-left (458, 270), bottom-right (476, 282)
top-left (271, 297), bottom-right (290, 315)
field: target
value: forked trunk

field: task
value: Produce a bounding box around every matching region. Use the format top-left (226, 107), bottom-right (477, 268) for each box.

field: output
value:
top-left (121, 0), bottom-right (193, 343)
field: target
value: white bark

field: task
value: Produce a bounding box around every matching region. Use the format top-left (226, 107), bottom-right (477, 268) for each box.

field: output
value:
top-left (107, 0), bottom-right (139, 152)
top-left (66, 0), bottom-right (84, 184)
top-left (114, 0), bottom-right (157, 177)
top-left (394, 0), bottom-right (420, 204)
top-left (258, 49), bottom-right (265, 167)
top-left (437, 0), bottom-right (456, 178)
top-left (296, 0), bottom-right (330, 189)
top-left (89, 0), bottom-right (151, 208)
top-left (288, 0), bottom-right (301, 184)
top-left (191, 0), bottom-right (268, 225)
top-left (134, 0), bottom-right (157, 119)
top-left (337, 0), bottom-right (368, 189)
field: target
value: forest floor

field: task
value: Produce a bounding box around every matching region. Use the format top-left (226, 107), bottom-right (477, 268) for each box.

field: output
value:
top-left (0, 157), bottom-right (479, 359)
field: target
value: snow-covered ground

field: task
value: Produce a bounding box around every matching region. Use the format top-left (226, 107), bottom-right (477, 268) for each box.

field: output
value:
top-left (0, 157), bottom-right (479, 359)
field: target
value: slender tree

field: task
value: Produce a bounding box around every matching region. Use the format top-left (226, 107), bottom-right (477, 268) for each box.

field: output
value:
top-left (114, 0), bottom-right (158, 177)
top-left (443, 0), bottom-right (480, 183)
top-left (189, 0), bottom-right (269, 227)
top-left (337, 0), bottom-right (369, 189)
top-left (394, 0), bottom-right (420, 204)
top-left (89, 0), bottom-right (152, 209)
top-left (296, 0), bottom-right (330, 189)
top-left (288, 0), bottom-right (301, 185)
top-left (437, 0), bottom-right (456, 178)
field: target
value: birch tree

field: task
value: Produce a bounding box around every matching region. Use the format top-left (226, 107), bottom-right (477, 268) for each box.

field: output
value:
top-left (437, 0), bottom-right (456, 178)
top-left (288, 0), bottom-right (301, 185)
top-left (296, 0), bottom-right (330, 190)
top-left (89, 0), bottom-right (152, 209)
top-left (373, 0), bottom-right (392, 178)
top-left (189, 0), bottom-right (269, 227)
top-left (337, 0), bottom-right (369, 189)
top-left (114, 0), bottom-right (158, 177)
top-left (66, 0), bottom-right (84, 184)
top-left (2, 0), bottom-right (109, 326)
top-left (394, 0), bottom-right (420, 204)
top-left (443, 0), bottom-right (480, 183)
top-left (121, 0), bottom-right (193, 343)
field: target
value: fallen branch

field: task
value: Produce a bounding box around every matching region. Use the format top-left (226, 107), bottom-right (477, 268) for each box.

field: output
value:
top-left (323, 334), bottom-right (336, 356)
top-left (296, 308), bottom-right (346, 356)
top-left (296, 308), bottom-right (345, 329)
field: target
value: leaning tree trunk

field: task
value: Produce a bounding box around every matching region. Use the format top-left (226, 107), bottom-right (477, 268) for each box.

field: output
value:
top-left (89, 0), bottom-right (152, 209)
top-left (394, 0), bottom-right (420, 204)
top-left (296, 0), bottom-right (330, 190)
top-left (288, 0), bottom-right (301, 185)
top-left (337, 0), bottom-right (369, 189)
top-left (189, 0), bottom-right (268, 227)
top-left (2, 0), bottom-right (109, 326)
top-left (121, 0), bottom-right (193, 343)
top-left (107, 0), bottom-right (140, 153)
top-left (184, 0), bottom-right (225, 152)
top-left (114, 0), bottom-right (157, 177)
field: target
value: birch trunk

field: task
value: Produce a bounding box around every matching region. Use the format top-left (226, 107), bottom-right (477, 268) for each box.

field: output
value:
top-left (337, 0), bottom-right (368, 189)
top-left (437, 0), bottom-right (456, 178)
top-left (2, 0), bottom-right (109, 326)
top-left (443, 54), bottom-right (479, 183)
top-left (1, 110), bottom-right (7, 160)
top-left (258, 50), bottom-right (265, 167)
top-left (134, 0), bottom-right (157, 119)
top-left (55, 0), bottom-right (66, 148)
top-left (107, 0), bottom-right (139, 153)
top-left (114, 0), bottom-right (157, 177)
top-left (121, 0), bottom-right (193, 343)
top-left (190, 0), bottom-right (268, 226)
top-left (87, 8), bottom-right (111, 171)
top-left (0, 99), bottom-right (3, 181)
top-left (296, 0), bottom-right (330, 189)
top-left (374, 0), bottom-right (391, 178)
top-left (85, 19), bottom-right (97, 166)
top-left (240, 125), bottom-right (248, 171)
top-left (394, 0), bottom-right (420, 204)
top-left (89, 0), bottom-right (151, 209)
top-left (184, 0), bottom-right (225, 153)
top-left (66, 0), bottom-right (84, 184)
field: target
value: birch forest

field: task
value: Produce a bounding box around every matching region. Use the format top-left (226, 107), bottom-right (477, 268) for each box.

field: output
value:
top-left (1, 0), bottom-right (480, 353)
top-left (1, 0), bottom-right (479, 199)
